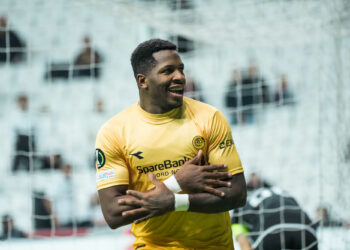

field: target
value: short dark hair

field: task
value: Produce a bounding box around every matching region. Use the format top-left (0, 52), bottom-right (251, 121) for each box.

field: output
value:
top-left (130, 39), bottom-right (177, 79)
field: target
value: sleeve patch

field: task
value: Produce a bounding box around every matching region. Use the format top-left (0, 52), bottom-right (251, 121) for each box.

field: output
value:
top-left (95, 148), bottom-right (106, 168)
top-left (96, 169), bottom-right (115, 183)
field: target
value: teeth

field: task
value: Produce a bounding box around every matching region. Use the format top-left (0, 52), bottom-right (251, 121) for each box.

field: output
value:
top-left (169, 87), bottom-right (183, 91)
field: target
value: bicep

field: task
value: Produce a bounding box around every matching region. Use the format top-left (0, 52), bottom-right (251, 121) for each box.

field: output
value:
top-left (229, 172), bottom-right (246, 189)
top-left (98, 185), bottom-right (128, 208)
top-left (227, 173), bottom-right (247, 206)
top-left (98, 185), bottom-right (129, 228)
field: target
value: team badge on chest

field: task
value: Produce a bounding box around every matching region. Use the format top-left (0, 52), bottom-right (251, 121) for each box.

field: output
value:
top-left (192, 136), bottom-right (205, 149)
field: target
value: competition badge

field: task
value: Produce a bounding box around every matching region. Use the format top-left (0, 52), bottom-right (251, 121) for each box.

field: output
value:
top-left (95, 148), bottom-right (106, 168)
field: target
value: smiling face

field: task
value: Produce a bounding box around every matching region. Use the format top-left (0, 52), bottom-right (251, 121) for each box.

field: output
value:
top-left (138, 50), bottom-right (186, 114)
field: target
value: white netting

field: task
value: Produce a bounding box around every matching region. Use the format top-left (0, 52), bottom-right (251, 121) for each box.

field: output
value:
top-left (0, 0), bottom-right (349, 249)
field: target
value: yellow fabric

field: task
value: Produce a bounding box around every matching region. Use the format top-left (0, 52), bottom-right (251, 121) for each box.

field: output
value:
top-left (95, 97), bottom-right (243, 249)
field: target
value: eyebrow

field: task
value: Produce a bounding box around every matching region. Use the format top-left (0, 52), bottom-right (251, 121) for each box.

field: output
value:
top-left (159, 63), bottom-right (184, 70)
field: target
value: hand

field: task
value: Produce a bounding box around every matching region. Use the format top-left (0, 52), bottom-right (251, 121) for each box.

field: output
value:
top-left (118, 173), bottom-right (174, 224)
top-left (175, 150), bottom-right (232, 197)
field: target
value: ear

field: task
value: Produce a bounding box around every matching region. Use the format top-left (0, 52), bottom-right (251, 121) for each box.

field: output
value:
top-left (137, 74), bottom-right (147, 89)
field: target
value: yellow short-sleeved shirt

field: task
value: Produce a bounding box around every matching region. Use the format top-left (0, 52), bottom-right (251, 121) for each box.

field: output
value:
top-left (95, 97), bottom-right (243, 250)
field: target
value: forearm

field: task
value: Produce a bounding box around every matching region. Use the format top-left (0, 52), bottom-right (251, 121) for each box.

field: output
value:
top-left (188, 188), bottom-right (245, 213)
top-left (188, 173), bottom-right (246, 213)
top-left (102, 195), bottom-right (146, 229)
top-left (237, 235), bottom-right (253, 250)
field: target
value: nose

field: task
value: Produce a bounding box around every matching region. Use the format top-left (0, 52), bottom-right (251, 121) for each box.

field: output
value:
top-left (173, 69), bottom-right (185, 84)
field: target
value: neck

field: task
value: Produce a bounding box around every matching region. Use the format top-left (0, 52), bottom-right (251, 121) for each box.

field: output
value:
top-left (139, 99), bottom-right (171, 114)
top-left (139, 95), bottom-right (177, 114)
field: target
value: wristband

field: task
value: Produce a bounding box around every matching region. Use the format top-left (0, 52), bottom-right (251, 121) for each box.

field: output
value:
top-left (174, 194), bottom-right (189, 211)
top-left (163, 175), bottom-right (182, 193)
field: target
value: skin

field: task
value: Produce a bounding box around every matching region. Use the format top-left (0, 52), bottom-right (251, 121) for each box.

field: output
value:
top-left (98, 151), bottom-right (237, 228)
top-left (120, 172), bottom-right (246, 224)
top-left (237, 235), bottom-right (253, 250)
top-left (98, 49), bottom-right (247, 229)
top-left (137, 50), bottom-right (186, 114)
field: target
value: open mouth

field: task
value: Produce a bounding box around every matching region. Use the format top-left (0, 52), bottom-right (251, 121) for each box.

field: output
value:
top-left (168, 86), bottom-right (184, 96)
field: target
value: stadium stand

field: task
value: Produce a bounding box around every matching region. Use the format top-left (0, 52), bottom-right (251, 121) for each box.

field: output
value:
top-left (0, 0), bottom-right (349, 249)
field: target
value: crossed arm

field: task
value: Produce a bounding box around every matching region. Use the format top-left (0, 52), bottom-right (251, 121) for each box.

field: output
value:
top-left (98, 152), bottom-right (247, 229)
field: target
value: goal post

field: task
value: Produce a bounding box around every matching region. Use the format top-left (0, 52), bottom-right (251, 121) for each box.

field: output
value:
top-left (0, 0), bottom-right (349, 249)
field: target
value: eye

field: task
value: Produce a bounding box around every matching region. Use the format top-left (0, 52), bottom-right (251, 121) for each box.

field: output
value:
top-left (162, 68), bottom-right (174, 74)
top-left (179, 66), bottom-right (184, 74)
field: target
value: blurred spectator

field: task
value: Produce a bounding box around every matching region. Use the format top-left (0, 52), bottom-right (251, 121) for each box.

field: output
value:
top-left (274, 74), bottom-right (294, 105)
top-left (232, 174), bottom-right (318, 250)
top-left (242, 63), bottom-right (269, 120)
top-left (47, 164), bottom-right (74, 228)
top-left (73, 36), bottom-right (103, 79)
top-left (11, 95), bottom-right (37, 172)
top-left (243, 63), bottom-right (269, 103)
top-left (170, 35), bottom-right (194, 53)
top-left (225, 64), bottom-right (269, 124)
top-left (0, 16), bottom-right (26, 64)
top-left (41, 154), bottom-right (62, 170)
top-left (44, 36), bottom-right (103, 81)
top-left (33, 191), bottom-right (52, 230)
top-left (225, 69), bottom-right (241, 124)
top-left (46, 163), bottom-right (92, 229)
top-left (246, 172), bottom-right (271, 191)
top-left (316, 205), bottom-right (349, 227)
top-left (169, 0), bottom-right (194, 10)
top-left (184, 77), bottom-right (204, 102)
top-left (0, 215), bottom-right (26, 240)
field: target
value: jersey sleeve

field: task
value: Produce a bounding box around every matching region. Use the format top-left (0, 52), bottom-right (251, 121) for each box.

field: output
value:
top-left (207, 110), bottom-right (243, 175)
top-left (95, 123), bottom-right (129, 190)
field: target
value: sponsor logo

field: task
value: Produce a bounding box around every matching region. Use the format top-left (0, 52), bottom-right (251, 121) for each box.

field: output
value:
top-left (219, 136), bottom-right (234, 149)
top-left (137, 156), bottom-right (189, 174)
top-left (192, 136), bottom-right (205, 149)
top-left (130, 151), bottom-right (144, 159)
top-left (96, 169), bottom-right (115, 182)
top-left (95, 149), bottom-right (105, 168)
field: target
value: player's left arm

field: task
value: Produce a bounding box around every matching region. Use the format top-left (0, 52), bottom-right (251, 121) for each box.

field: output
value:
top-left (187, 109), bottom-right (246, 212)
top-left (187, 172), bottom-right (246, 213)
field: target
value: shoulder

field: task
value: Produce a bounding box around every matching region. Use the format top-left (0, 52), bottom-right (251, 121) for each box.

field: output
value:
top-left (97, 104), bottom-right (138, 137)
top-left (183, 97), bottom-right (230, 133)
top-left (184, 97), bottom-right (218, 119)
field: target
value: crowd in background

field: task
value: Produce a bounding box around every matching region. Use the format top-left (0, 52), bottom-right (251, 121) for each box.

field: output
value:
top-left (1, 12), bottom-right (348, 243)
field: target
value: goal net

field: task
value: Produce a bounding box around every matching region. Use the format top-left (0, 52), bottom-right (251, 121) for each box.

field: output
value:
top-left (0, 0), bottom-right (349, 249)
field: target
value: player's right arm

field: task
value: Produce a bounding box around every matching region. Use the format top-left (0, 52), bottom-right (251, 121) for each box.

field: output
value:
top-left (95, 124), bottom-right (141, 229)
top-left (98, 185), bottom-right (147, 229)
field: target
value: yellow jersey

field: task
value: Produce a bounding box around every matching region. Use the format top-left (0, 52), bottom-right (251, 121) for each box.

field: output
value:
top-left (95, 97), bottom-right (243, 250)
